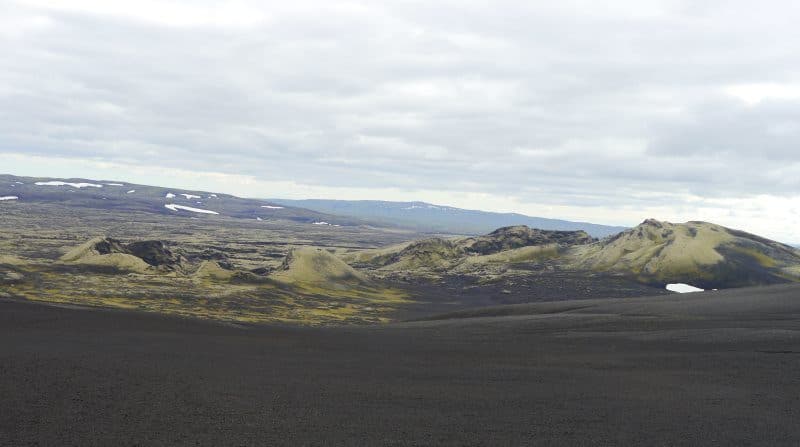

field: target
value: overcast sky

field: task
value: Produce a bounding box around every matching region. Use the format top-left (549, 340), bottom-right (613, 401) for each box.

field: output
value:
top-left (2, 0), bottom-right (800, 242)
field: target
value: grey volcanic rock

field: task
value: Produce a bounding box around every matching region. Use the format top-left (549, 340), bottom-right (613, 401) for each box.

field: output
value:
top-left (463, 225), bottom-right (594, 255)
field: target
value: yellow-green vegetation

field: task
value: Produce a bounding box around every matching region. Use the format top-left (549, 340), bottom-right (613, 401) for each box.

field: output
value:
top-left (4, 200), bottom-right (800, 325)
top-left (6, 257), bottom-right (408, 325)
top-left (272, 247), bottom-right (368, 286)
top-left (60, 236), bottom-right (111, 262)
top-left (378, 238), bottom-right (464, 271)
top-left (459, 244), bottom-right (560, 266)
top-left (726, 246), bottom-right (777, 268)
top-left (341, 241), bottom-right (414, 264)
top-left (0, 255), bottom-right (26, 265)
top-left (193, 260), bottom-right (236, 280)
top-left (572, 220), bottom-right (731, 277)
top-left (59, 237), bottom-right (156, 273)
top-left (0, 203), bottom-right (415, 325)
top-left (569, 219), bottom-right (800, 286)
top-left (69, 252), bottom-right (154, 273)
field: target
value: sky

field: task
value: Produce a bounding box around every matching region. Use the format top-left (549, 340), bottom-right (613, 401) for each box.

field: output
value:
top-left (1, 0), bottom-right (800, 242)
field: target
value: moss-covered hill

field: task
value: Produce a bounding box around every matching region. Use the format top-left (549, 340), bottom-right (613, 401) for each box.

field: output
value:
top-left (568, 219), bottom-right (800, 288)
top-left (345, 221), bottom-right (800, 290)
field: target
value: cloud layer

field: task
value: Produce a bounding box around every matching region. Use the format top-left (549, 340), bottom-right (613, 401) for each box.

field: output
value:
top-left (2, 0), bottom-right (800, 241)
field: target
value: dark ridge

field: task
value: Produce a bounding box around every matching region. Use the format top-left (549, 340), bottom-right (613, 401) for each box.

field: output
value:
top-left (728, 228), bottom-right (798, 252)
top-left (125, 241), bottom-right (179, 267)
top-left (88, 237), bottom-right (183, 268)
top-left (466, 225), bottom-right (593, 255)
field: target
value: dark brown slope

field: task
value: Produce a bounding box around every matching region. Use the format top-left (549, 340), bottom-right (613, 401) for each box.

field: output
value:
top-left (2, 284), bottom-right (800, 446)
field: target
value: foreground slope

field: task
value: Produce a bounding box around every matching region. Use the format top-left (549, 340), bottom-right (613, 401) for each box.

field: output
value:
top-left (2, 284), bottom-right (799, 445)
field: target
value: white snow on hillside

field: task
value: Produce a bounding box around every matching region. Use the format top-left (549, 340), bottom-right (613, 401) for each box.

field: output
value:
top-left (261, 205), bottom-right (284, 209)
top-left (105, 183), bottom-right (124, 186)
top-left (209, 194), bottom-right (218, 198)
top-left (35, 181), bottom-right (102, 188)
top-left (165, 193), bottom-right (176, 198)
top-left (666, 283), bottom-right (704, 293)
top-left (0, 196), bottom-right (19, 201)
top-left (164, 204), bottom-right (219, 215)
top-left (312, 221), bottom-right (330, 225)
top-left (127, 190), bottom-right (135, 194)
top-left (180, 193), bottom-right (201, 199)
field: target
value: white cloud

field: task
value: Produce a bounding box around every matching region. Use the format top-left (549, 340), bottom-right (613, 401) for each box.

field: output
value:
top-left (724, 83), bottom-right (800, 105)
top-left (2, 0), bottom-right (800, 242)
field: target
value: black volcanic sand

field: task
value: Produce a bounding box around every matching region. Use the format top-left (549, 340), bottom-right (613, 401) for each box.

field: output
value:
top-left (2, 284), bottom-right (800, 446)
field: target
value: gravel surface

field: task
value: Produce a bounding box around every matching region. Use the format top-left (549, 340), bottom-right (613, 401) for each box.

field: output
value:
top-left (2, 284), bottom-right (800, 445)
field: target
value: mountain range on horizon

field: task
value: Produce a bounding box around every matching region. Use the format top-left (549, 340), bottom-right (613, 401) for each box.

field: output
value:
top-left (1, 174), bottom-right (625, 238)
top-left (2, 173), bottom-right (797, 249)
top-left (267, 199), bottom-right (628, 238)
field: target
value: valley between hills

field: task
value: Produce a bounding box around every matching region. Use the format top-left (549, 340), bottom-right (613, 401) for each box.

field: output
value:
top-left (2, 175), bottom-right (799, 326)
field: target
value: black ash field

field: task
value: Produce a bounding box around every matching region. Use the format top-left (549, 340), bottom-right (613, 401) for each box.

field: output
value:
top-left (2, 284), bottom-right (800, 446)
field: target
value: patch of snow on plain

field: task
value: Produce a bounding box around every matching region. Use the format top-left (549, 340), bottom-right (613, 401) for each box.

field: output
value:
top-left (105, 183), bottom-right (124, 186)
top-left (165, 192), bottom-right (176, 198)
top-left (666, 283), bottom-right (704, 293)
top-left (127, 190), bottom-right (135, 194)
top-left (14, 182), bottom-right (23, 184)
top-left (180, 193), bottom-right (201, 199)
top-left (256, 217), bottom-right (263, 221)
top-left (261, 205), bottom-right (284, 209)
top-left (209, 194), bottom-right (218, 198)
top-left (164, 204), bottom-right (219, 215)
top-left (0, 196), bottom-right (19, 201)
top-left (312, 221), bottom-right (331, 225)
top-left (35, 181), bottom-right (102, 188)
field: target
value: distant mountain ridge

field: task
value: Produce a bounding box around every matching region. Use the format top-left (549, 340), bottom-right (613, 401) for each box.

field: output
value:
top-left (0, 174), bottom-right (360, 226)
top-left (2, 174), bottom-right (626, 237)
top-left (268, 199), bottom-right (628, 238)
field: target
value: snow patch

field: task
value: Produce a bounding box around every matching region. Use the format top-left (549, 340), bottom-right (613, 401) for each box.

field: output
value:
top-left (261, 205), bottom-right (284, 209)
top-left (164, 204), bottom-right (219, 215)
top-left (105, 183), bottom-right (124, 186)
top-left (209, 194), bottom-right (218, 198)
top-left (312, 221), bottom-right (331, 225)
top-left (35, 181), bottom-right (102, 188)
top-left (126, 190), bottom-right (135, 194)
top-left (165, 193), bottom-right (176, 198)
top-left (256, 217), bottom-right (263, 221)
top-left (0, 196), bottom-right (19, 201)
top-left (180, 193), bottom-right (201, 199)
top-left (666, 283), bottom-right (704, 294)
